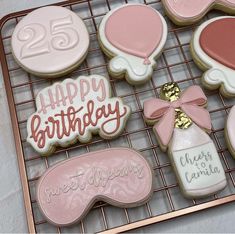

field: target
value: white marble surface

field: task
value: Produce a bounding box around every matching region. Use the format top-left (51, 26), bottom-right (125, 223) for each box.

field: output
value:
top-left (0, 1), bottom-right (235, 233)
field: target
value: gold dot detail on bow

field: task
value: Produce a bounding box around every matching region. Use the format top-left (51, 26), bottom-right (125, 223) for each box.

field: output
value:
top-left (160, 82), bottom-right (192, 129)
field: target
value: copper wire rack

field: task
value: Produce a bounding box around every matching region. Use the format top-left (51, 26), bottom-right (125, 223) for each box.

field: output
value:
top-left (1, 0), bottom-right (235, 233)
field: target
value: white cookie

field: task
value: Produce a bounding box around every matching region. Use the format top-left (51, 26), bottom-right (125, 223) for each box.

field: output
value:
top-left (225, 106), bottom-right (235, 159)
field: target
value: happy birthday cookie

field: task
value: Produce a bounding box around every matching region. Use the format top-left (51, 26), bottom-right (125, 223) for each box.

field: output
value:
top-left (225, 106), bottom-right (235, 159)
top-left (98, 4), bottom-right (167, 85)
top-left (162, 0), bottom-right (235, 25)
top-left (191, 17), bottom-right (235, 98)
top-left (11, 6), bottom-right (89, 78)
top-left (37, 148), bottom-right (153, 226)
top-left (27, 75), bottom-right (131, 156)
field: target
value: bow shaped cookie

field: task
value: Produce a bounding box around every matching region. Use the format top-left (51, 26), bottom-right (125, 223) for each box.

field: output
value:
top-left (144, 85), bottom-right (211, 150)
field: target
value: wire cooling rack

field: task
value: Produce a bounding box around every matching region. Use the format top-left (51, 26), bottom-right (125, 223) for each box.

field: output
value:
top-left (1, 0), bottom-right (235, 233)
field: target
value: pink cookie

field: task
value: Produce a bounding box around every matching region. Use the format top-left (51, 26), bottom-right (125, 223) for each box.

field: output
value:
top-left (98, 4), bottom-right (167, 85)
top-left (162, 0), bottom-right (235, 25)
top-left (27, 75), bottom-right (131, 156)
top-left (191, 17), bottom-right (235, 98)
top-left (37, 148), bottom-right (153, 226)
top-left (11, 6), bottom-right (89, 78)
top-left (144, 83), bottom-right (227, 198)
top-left (225, 106), bottom-right (235, 159)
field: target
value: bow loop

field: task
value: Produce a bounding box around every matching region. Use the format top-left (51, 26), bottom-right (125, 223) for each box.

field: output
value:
top-left (180, 85), bottom-right (207, 106)
top-left (144, 99), bottom-right (171, 120)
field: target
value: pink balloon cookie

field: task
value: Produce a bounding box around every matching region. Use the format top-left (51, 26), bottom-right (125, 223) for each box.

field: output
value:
top-left (225, 106), bottom-right (235, 159)
top-left (98, 4), bottom-right (168, 85)
top-left (191, 17), bottom-right (235, 97)
top-left (162, 0), bottom-right (235, 25)
top-left (11, 6), bottom-right (89, 78)
top-left (37, 148), bottom-right (153, 226)
top-left (27, 75), bottom-right (131, 156)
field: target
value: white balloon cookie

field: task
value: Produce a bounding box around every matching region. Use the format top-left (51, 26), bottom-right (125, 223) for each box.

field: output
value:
top-left (27, 75), bottom-right (131, 156)
top-left (98, 4), bottom-right (168, 85)
top-left (191, 16), bottom-right (235, 98)
top-left (11, 6), bottom-right (89, 78)
top-left (225, 106), bottom-right (235, 159)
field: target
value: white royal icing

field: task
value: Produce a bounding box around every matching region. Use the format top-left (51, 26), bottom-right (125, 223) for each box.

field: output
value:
top-left (226, 105), bottom-right (235, 156)
top-left (169, 124), bottom-right (227, 198)
top-left (192, 16), bottom-right (235, 96)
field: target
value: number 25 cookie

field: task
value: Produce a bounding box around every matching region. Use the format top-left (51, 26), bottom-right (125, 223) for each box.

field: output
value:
top-left (27, 75), bottom-right (131, 156)
top-left (191, 17), bottom-right (235, 98)
top-left (11, 6), bottom-right (89, 78)
top-left (98, 4), bottom-right (167, 85)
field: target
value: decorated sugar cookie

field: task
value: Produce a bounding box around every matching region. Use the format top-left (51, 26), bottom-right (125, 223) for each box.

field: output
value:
top-left (162, 0), bottom-right (235, 25)
top-left (98, 4), bottom-right (168, 85)
top-left (191, 17), bottom-right (235, 98)
top-left (225, 106), bottom-right (235, 159)
top-left (27, 75), bottom-right (131, 156)
top-left (11, 6), bottom-right (89, 78)
top-left (144, 83), bottom-right (227, 198)
top-left (37, 148), bottom-right (153, 226)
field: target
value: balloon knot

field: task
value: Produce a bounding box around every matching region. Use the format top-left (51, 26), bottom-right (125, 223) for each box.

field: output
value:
top-left (143, 57), bottom-right (151, 65)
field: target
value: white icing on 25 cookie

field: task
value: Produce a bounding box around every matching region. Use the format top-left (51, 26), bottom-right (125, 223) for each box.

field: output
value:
top-left (98, 4), bottom-right (168, 85)
top-left (27, 75), bottom-right (131, 155)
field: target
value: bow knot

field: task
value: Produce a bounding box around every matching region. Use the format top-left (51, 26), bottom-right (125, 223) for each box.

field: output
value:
top-left (144, 86), bottom-right (211, 151)
top-left (170, 100), bottom-right (181, 109)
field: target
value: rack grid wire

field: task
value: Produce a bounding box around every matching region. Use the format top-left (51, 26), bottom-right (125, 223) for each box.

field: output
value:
top-left (1, 0), bottom-right (235, 233)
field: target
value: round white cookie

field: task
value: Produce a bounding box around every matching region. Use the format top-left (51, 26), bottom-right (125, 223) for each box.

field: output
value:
top-left (11, 6), bottom-right (89, 78)
top-left (98, 4), bottom-right (168, 85)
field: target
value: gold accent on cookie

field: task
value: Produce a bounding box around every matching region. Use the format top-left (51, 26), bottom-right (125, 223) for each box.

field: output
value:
top-left (160, 82), bottom-right (180, 102)
top-left (160, 82), bottom-right (192, 129)
top-left (175, 109), bottom-right (193, 129)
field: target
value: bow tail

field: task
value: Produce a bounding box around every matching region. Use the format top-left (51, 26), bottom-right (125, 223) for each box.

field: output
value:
top-left (182, 104), bottom-right (212, 132)
top-left (153, 108), bottom-right (175, 151)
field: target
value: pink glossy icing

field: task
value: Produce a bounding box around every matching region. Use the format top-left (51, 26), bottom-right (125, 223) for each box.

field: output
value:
top-left (200, 18), bottom-right (235, 70)
top-left (37, 148), bottom-right (153, 226)
top-left (164, 0), bottom-right (235, 19)
top-left (227, 106), bottom-right (235, 151)
top-left (104, 5), bottom-right (163, 64)
top-left (144, 86), bottom-right (211, 148)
